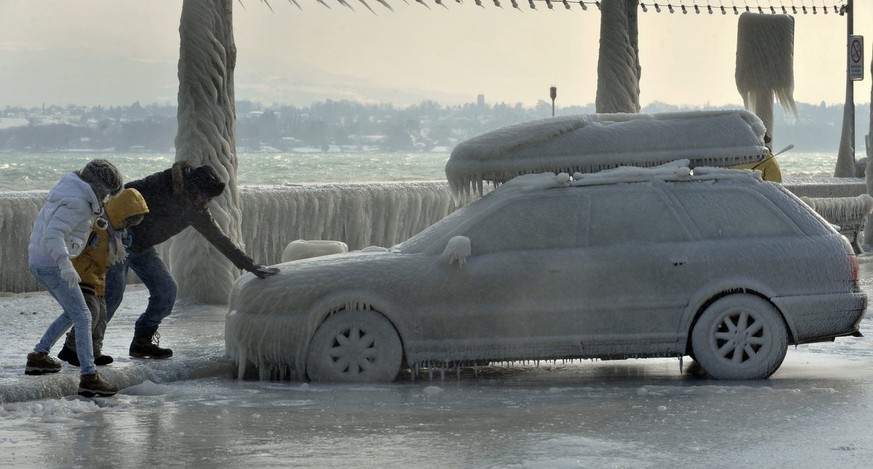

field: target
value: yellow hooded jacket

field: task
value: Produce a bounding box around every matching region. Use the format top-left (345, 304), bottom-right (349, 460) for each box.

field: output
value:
top-left (73, 188), bottom-right (149, 296)
top-left (729, 153), bottom-right (783, 183)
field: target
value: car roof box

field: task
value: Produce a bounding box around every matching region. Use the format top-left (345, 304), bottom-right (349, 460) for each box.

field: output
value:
top-left (446, 110), bottom-right (769, 195)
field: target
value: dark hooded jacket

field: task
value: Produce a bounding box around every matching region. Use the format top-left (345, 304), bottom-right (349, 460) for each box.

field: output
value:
top-left (125, 162), bottom-right (255, 271)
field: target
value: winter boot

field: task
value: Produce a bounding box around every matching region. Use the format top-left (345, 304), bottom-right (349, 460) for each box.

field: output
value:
top-left (129, 332), bottom-right (173, 359)
top-left (78, 372), bottom-right (118, 397)
top-left (59, 345), bottom-right (114, 366)
top-left (57, 344), bottom-right (80, 366)
top-left (95, 355), bottom-right (114, 366)
top-left (25, 352), bottom-right (63, 375)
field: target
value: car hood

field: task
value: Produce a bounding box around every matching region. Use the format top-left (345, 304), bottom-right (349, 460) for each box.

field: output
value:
top-left (229, 249), bottom-right (404, 314)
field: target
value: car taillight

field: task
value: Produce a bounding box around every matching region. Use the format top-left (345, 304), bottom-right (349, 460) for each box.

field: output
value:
top-left (851, 255), bottom-right (859, 282)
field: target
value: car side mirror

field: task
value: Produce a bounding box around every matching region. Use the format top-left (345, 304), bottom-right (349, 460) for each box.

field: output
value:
top-left (441, 236), bottom-right (471, 269)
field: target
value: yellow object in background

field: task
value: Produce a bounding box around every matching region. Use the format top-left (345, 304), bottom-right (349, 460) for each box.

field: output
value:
top-left (729, 154), bottom-right (783, 183)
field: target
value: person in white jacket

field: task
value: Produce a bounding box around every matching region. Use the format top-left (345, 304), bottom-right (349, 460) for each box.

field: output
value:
top-left (25, 159), bottom-right (124, 398)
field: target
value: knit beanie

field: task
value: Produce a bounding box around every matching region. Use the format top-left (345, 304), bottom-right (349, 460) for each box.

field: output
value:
top-left (78, 159), bottom-right (123, 200)
top-left (187, 165), bottom-right (226, 199)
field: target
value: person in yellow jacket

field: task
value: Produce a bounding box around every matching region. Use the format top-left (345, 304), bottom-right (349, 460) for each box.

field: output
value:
top-left (729, 151), bottom-right (783, 183)
top-left (58, 188), bottom-right (150, 367)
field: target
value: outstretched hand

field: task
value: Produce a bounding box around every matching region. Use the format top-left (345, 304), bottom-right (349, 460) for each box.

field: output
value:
top-left (248, 264), bottom-right (279, 279)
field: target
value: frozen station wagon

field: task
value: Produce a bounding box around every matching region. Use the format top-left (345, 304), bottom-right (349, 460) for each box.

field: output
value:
top-left (226, 161), bottom-right (866, 382)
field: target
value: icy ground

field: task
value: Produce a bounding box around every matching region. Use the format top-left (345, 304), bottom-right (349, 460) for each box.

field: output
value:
top-left (2, 264), bottom-right (873, 468)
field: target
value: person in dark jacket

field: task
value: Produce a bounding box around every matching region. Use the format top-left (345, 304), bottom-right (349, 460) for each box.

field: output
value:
top-left (104, 162), bottom-right (279, 359)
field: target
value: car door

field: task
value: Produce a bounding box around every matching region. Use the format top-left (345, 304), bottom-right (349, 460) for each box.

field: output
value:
top-left (412, 190), bottom-right (589, 360)
top-left (569, 185), bottom-right (695, 355)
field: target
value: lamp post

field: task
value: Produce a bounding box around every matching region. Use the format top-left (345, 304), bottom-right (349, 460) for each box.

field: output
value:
top-left (550, 86), bottom-right (557, 117)
top-left (836, 0), bottom-right (857, 177)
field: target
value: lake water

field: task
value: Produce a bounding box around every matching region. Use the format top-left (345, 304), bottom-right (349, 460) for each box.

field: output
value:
top-left (0, 151), bottom-right (453, 191)
top-left (0, 150), bottom-right (852, 191)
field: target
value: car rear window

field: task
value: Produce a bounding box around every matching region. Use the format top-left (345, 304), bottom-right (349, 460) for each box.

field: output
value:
top-left (674, 186), bottom-right (799, 238)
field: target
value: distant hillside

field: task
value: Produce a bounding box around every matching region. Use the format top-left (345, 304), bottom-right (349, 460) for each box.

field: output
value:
top-left (1, 100), bottom-right (869, 155)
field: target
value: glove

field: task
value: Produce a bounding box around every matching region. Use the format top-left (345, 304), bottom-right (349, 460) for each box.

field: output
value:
top-left (248, 264), bottom-right (279, 279)
top-left (60, 266), bottom-right (81, 290)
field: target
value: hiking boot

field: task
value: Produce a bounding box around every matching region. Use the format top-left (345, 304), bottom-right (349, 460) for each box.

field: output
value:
top-left (78, 372), bottom-right (118, 397)
top-left (95, 355), bottom-right (114, 366)
top-left (58, 344), bottom-right (80, 366)
top-left (25, 352), bottom-right (63, 375)
top-left (129, 332), bottom-right (173, 359)
top-left (59, 345), bottom-right (114, 367)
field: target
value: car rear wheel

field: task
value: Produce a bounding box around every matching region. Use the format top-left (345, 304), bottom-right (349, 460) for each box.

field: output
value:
top-left (306, 309), bottom-right (403, 383)
top-left (691, 294), bottom-right (788, 380)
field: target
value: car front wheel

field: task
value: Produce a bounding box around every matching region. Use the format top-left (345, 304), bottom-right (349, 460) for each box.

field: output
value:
top-left (306, 309), bottom-right (403, 383)
top-left (691, 294), bottom-right (788, 380)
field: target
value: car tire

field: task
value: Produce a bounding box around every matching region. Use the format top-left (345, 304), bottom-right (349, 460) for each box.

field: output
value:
top-left (306, 309), bottom-right (403, 383)
top-left (691, 294), bottom-right (788, 380)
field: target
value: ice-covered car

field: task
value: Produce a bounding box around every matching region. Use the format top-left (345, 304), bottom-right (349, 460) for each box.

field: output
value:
top-left (226, 162), bottom-right (866, 382)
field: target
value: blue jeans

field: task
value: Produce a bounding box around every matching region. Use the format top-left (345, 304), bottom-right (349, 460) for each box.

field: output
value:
top-left (105, 246), bottom-right (177, 337)
top-left (30, 265), bottom-right (96, 375)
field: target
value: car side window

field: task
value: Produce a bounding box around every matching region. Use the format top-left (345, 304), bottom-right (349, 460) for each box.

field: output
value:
top-left (587, 187), bottom-right (687, 246)
top-left (675, 187), bottom-right (798, 238)
top-left (465, 193), bottom-right (585, 254)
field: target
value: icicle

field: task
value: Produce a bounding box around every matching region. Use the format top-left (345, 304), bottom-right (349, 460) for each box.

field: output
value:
top-left (357, 0), bottom-right (377, 13)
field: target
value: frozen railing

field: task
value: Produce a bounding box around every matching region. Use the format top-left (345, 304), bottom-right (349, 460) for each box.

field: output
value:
top-left (801, 194), bottom-right (873, 253)
top-left (0, 182), bottom-right (470, 293)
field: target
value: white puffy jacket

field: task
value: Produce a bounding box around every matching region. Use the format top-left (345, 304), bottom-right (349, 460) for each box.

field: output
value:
top-left (28, 172), bottom-right (103, 270)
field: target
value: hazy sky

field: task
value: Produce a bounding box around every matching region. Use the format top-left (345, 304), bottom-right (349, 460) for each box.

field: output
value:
top-left (0, 0), bottom-right (870, 108)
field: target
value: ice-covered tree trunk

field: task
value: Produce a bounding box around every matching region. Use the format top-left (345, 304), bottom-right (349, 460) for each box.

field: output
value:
top-left (754, 90), bottom-right (774, 151)
top-left (837, 90), bottom-right (857, 177)
top-left (869, 56), bottom-right (873, 163)
top-left (864, 54), bottom-right (873, 164)
top-left (170, 0), bottom-right (243, 304)
top-left (862, 60), bottom-right (873, 247)
top-left (735, 13), bottom-right (796, 151)
top-left (595, 0), bottom-right (641, 114)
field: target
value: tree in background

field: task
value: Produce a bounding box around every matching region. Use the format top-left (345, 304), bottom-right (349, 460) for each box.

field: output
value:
top-left (735, 13), bottom-right (797, 155)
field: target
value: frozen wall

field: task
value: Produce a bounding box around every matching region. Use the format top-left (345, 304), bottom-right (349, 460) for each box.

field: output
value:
top-left (0, 182), bottom-right (471, 294)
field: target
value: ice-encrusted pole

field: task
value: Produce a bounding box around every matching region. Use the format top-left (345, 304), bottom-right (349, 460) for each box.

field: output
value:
top-left (595, 0), bottom-right (640, 113)
top-left (837, 1), bottom-right (857, 178)
top-left (735, 13), bottom-right (797, 153)
top-left (863, 46), bottom-right (873, 247)
top-left (170, 0), bottom-right (244, 304)
top-left (869, 49), bottom-right (873, 164)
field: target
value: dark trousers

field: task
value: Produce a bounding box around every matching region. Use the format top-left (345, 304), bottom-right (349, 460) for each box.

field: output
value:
top-left (105, 246), bottom-right (177, 337)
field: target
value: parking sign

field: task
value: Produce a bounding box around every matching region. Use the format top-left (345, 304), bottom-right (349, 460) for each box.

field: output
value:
top-left (849, 35), bottom-right (864, 81)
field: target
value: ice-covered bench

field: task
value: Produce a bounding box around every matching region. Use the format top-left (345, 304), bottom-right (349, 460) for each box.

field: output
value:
top-left (801, 194), bottom-right (873, 254)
